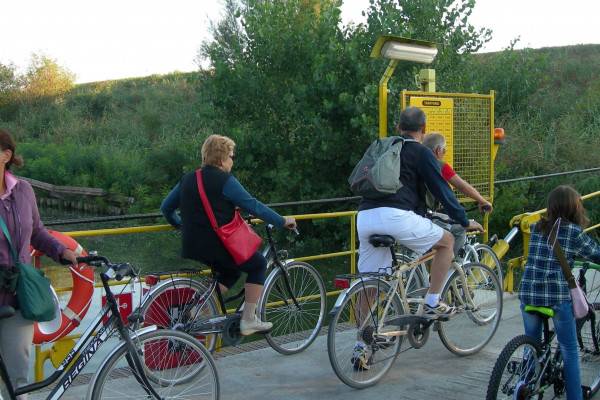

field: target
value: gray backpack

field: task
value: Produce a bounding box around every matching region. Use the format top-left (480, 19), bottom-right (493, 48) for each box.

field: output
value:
top-left (348, 136), bottom-right (416, 199)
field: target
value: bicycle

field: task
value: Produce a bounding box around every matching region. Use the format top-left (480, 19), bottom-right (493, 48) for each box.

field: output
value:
top-left (327, 229), bottom-right (503, 389)
top-left (396, 210), bottom-right (503, 313)
top-left (134, 224), bottom-right (327, 355)
top-left (0, 254), bottom-right (219, 399)
top-left (486, 261), bottom-right (600, 399)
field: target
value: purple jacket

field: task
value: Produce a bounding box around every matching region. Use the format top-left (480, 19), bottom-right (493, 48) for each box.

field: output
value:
top-left (0, 178), bottom-right (66, 307)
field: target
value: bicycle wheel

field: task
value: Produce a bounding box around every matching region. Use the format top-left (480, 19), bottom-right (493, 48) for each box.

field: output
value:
top-left (464, 243), bottom-right (503, 287)
top-left (327, 279), bottom-right (405, 389)
top-left (136, 277), bottom-right (219, 352)
top-left (90, 330), bottom-right (220, 399)
top-left (0, 375), bottom-right (11, 400)
top-left (259, 261), bottom-right (326, 355)
top-left (578, 271), bottom-right (600, 396)
top-left (486, 335), bottom-right (543, 399)
top-left (438, 262), bottom-right (503, 356)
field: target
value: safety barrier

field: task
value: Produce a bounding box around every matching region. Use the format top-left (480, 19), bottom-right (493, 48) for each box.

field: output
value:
top-left (33, 210), bottom-right (358, 381)
top-left (503, 190), bottom-right (600, 292)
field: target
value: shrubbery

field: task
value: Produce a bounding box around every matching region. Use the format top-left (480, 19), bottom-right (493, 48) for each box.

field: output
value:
top-left (0, 0), bottom-right (598, 244)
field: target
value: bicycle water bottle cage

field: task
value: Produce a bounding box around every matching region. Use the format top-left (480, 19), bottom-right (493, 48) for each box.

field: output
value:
top-left (524, 305), bottom-right (555, 319)
top-left (369, 235), bottom-right (396, 248)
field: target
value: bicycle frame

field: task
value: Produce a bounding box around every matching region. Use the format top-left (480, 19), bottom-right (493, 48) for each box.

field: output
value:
top-left (171, 224), bottom-right (302, 337)
top-left (0, 273), bottom-right (160, 400)
top-left (335, 246), bottom-right (482, 339)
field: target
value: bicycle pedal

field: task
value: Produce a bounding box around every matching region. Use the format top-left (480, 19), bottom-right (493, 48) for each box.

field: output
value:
top-left (422, 314), bottom-right (449, 322)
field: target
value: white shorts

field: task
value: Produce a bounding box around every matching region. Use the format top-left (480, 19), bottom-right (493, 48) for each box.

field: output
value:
top-left (357, 207), bottom-right (444, 273)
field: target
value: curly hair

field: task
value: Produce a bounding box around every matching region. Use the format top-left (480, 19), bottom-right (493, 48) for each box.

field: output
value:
top-left (201, 135), bottom-right (235, 167)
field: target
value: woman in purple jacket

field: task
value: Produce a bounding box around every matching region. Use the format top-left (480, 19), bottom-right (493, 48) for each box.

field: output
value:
top-left (0, 129), bottom-right (77, 398)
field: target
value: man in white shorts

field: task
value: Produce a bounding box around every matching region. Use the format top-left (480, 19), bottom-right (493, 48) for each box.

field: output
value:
top-left (352, 107), bottom-right (482, 370)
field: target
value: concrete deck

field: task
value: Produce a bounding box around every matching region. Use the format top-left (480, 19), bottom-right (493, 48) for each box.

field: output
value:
top-left (29, 293), bottom-right (600, 399)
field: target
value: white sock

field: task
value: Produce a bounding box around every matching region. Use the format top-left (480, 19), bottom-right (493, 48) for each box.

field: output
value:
top-left (242, 302), bottom-right (257, 321)
top-left (425, 293), bottom-right (440, 307)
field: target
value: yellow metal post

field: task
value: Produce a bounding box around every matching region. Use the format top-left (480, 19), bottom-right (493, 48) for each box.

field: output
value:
top-left (418, 68), bottom-right (436, 92)
top-left (34, 345), bottom-right (52, 382)
top-left (379, 59), bottom-right (399, 138)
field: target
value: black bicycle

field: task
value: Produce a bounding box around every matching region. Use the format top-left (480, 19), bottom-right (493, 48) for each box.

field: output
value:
top-left (134, 224), bottom-right (326, 355)
top-left (0, 254), bottom-right (219, 400)
top-left (486, 261), bottom-right (600, 399)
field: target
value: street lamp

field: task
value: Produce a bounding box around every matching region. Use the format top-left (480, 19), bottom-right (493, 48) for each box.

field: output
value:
top-left (371, 35), bottom-right (438, 138)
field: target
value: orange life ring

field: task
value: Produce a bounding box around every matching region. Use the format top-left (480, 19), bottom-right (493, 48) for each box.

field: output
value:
top-left (30, 231), bottom-right (94, 344)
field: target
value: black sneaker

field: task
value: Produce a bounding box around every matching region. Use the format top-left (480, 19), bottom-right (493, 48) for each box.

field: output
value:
top-left (424, 301), bottom-right (457, 317)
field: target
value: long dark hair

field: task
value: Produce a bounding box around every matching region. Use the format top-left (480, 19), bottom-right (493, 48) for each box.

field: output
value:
top-left (538, 185), bottom-right (589, 235)
top-left (0, 129), bottom-right (23, 170)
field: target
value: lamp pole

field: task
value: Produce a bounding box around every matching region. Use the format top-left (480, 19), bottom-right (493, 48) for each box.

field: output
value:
top-left (371, 35), bottom-right (437, 138)
top-left (378, 60), bottom-right (398, 139)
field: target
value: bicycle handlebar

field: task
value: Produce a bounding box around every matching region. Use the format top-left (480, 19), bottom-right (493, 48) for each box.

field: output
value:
top-left (573, 260), bottom-right (600, 271)
top-left (60, 255), bottom-right (137, 281)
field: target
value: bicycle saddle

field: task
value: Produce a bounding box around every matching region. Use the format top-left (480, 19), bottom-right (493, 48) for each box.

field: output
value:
top-left (524, 305), bottom-right (555, 319)
top-left (0, 305), bottom-right (15, 320)
top-left (369, 235), bottom-right (396, 248)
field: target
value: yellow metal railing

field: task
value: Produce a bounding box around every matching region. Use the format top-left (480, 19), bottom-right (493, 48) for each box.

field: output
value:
top-left (504, 190), bottom-right (600, 292)
top-left (34, 210), bottom-right (358, 381)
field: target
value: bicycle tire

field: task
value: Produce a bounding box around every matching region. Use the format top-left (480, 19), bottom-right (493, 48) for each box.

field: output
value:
top-left (327, 279), bottom-right (404, 389)
top-left (438, 262), bottom-right (503, 356)
top-left (486, 334), bottom-right (543, 400)
top-left (135, 277), bottom-right (220, 352)
top-left (90, 329), bottom-right (220, 400)
top-left (464, 243), bottom-right (503, 287)
top-left (578, 292), bottom-right (600, 396)
top-left (259, 261), bottom-right (326, 355)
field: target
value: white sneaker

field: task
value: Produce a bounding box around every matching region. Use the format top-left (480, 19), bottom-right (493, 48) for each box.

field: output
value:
top-left (240, 316), bottom-right (273, 336)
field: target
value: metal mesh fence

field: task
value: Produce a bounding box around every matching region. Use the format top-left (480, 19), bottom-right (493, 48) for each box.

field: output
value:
top-left (403, 91), bottom-right (494, 202)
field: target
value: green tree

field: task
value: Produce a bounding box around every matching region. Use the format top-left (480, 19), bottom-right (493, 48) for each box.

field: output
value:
top-left (22, 54), bottom-right (75, 99)
top-left (0, 62), bottom-right (20, 111)
top-left (198, 0), bottom-right (492, 203)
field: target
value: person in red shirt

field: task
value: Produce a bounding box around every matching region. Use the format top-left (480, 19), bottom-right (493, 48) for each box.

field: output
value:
top-left (423, 133), bottom-right (492, 258)
top-left (423, 133), bottom-right (493, 212)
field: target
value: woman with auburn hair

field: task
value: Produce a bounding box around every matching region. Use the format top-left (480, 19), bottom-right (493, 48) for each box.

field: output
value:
top-left (519, 185), bottom-right (600, 400)
top-left (161, 134), bottom-right (297, 335)
top-left (0, 129), bottom-right (78, 399)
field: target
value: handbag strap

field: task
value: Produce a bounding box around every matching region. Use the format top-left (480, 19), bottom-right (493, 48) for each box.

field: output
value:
top-left (195, 169), bottom-right (220, 231)
top-left (0, 216), bottom-right (19, 265)
top-left (549, 227), bottom-right (577, 290)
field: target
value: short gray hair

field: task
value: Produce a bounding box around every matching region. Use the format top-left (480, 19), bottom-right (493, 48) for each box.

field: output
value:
top-left (422, 133), bottom-right (446, 152)
top-left (398, 106), bottom-right (426, 133)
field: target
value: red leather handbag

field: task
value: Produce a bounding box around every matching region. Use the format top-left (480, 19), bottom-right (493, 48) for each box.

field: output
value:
top-left (196, 170), bottom-right (262, 265)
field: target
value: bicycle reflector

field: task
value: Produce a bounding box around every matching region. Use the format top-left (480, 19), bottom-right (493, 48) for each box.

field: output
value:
top-left (145, 275), bottom-right (159, 286)
top-left (333, 278), bottom-right (350, 289)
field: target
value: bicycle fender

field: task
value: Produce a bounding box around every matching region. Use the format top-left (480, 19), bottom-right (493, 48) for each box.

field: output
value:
top-left (329, 288), bottom-right (349, 317)
top-left (329, 277), bottom-right (384, 317)
top-left (86, 325), bottom-right (158, 398)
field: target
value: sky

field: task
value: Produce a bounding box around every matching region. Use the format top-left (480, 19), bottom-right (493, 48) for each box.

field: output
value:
top-left (2, 0), bottom-right (600, 84)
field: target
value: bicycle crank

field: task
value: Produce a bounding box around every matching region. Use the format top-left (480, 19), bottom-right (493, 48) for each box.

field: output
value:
top-left (407, 320), bottom-right (432, 349)
top-left (222, 314), bottom-right (243, 346)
